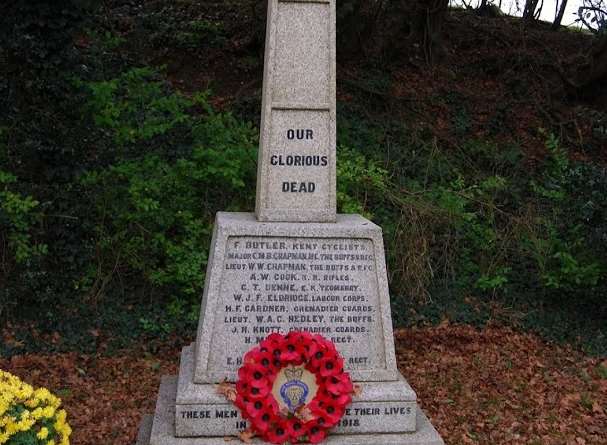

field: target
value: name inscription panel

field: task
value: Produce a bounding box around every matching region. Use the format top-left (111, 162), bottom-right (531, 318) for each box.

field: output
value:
top-left (207, 236), bottom-right (386, 374)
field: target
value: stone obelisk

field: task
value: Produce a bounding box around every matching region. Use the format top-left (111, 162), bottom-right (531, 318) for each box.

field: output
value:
top-left (255, 0), bottom-right (336, 223)
top-left (136, 1), bottom-right (444, 444)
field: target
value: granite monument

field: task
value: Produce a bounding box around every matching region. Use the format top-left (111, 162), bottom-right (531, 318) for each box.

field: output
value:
top-left (136, 1), bottom-right (444, 444)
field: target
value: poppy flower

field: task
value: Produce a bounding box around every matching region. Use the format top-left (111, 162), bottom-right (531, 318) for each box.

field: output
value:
top-left (266, 426), bottom-right (289, 444)
top-left (287, 330), bottom-right (312, 346)
top-left (325, 373), bottom-right (353, 395)
top-left (235, 394), bottom-right (249, 417)
top-left (282, 340), bottom-right (306, 364)
top-left (250, 376), bottom-right (271, 390)
top-left (255, 410), bottom-right (275, 433)
top-left (243, 364), bottom-right (272, 389)
top-left (236, 380), bottom-right (249, 395)
top-left (246, 382), bottom-right (271, 400)
top-left (245, 399), bottom-right (266, 419)
top-left (314, 415), bottom-right (327, 429)
top-left (307, 424), bottom-right (327, 444)
top-left (285, 418), bottom-right (307, 441)
top-left (315, 388), bottom-right (351, 409)
top-left (307, 348), bottom-right (327, 371)
top-left (261, 333), bottom-right (284, 351)
top-left (319, 401), bottom-right (344, 427)
top-left (243, 347), bottom-right (262, 365)
top-left (263, 394), bottom-right (279, 414)
top-left (256, 350), bottom-right (277, 370)
top-left (315, 335), bottom-right (337, 354)
top-left (309, 393), bottom-right (344, 427)
top-left (301, 337), bottom-right (319, 361)
top-left (319, 355), bottom-right (343, 378)
top-left (331, 392), bottom-right (352, 407)
top-left (308, 393), bottom-right (330, 413)
top-left (238, 366), bottom-right (249, 382)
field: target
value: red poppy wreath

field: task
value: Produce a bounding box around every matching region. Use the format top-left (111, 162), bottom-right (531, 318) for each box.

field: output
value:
top-left (220, 332), bottom-right (356, 444)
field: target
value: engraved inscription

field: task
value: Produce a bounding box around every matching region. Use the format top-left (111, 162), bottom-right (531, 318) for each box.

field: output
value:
top-left (208, 236), bottom-right (385, 373)
top-left (267, 109), bottom-right (331, 209)
top-left (286, 129), bottom-right (314, 140)
top-left (176, 402), bottom-right (416, 436)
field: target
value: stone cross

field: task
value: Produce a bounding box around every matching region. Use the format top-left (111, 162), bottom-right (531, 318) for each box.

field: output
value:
top-left (255, 0), bottom-right (337, 223)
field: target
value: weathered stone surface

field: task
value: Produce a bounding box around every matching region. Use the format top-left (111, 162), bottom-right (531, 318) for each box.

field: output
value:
top-left (142, 377), bottom-right (444, 445)
top-left (136, 415), bottom-right (153, 445)
top-left (176, 345), bottom-right (417, 437)
top-left (194, 212), bottom-right (398, 384)
top-left (255, 0), bottom-right (337, 223)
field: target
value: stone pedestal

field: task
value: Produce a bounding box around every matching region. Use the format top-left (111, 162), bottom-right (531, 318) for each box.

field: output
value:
top-left (136, 213), bottom-right (443, 445)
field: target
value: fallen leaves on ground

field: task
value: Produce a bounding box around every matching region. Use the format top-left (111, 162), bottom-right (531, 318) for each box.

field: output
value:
top-left (1, 325), bottom-right (605, 445)
top-left (0, 346), bottom-right (179, 445)
top-left (395, 324), bottom-right (607, 445)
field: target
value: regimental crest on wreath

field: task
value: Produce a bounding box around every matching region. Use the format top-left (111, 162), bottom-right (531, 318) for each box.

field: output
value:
top-left (280, 367), bottom-right (308, 411)
top-left (272, 365), bottom-right (318, 413)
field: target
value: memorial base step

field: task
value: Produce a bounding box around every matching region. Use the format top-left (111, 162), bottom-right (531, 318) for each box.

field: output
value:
top-left (175, 345), bottom-right (418, 437)
top-left (136, 377), bottom-right (444, 445)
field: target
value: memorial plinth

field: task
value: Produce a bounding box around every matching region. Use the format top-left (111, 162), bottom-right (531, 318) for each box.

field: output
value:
top-left (137, 0), bottom-right (444, 444)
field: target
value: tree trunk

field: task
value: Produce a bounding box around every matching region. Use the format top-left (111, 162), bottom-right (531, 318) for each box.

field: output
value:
top-left (412, 0), bottom-right (449, 64)
top-left (523, 0), bottom-right (540, 20)
top-left (337, 0), bottom-right (366, 55)
top-left (552, 0), bottom-right (568, 29)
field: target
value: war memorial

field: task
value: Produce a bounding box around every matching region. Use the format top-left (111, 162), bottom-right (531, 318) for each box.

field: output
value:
top-left (136, 1), bottom-right (444, 444)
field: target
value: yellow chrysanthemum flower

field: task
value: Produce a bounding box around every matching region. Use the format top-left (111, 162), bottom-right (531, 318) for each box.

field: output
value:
top-left (37, 427), bottom-right (49, 440)
top-left (42, 406), bottom-right (56, 419)
top-left (0, 370), bottom-right (72, 445)
top-left (0, 432), bottom-right (10, 445)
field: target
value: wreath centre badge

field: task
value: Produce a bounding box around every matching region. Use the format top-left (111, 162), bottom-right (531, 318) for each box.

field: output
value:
top-left (273, 365), bottom-right (318, 412)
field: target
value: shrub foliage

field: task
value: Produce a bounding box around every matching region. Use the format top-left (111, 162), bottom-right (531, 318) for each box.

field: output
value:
top-left (0, 0), bottom-right (605, 355)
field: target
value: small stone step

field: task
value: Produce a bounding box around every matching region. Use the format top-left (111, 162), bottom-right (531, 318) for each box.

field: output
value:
top-left (135, 414), bottom-right (153, 445)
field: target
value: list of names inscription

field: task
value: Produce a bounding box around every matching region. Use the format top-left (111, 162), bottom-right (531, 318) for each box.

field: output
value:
top-left (208, 236), bottom-right (386, 373)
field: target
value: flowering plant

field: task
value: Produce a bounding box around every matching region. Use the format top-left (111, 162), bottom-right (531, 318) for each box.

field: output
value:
top-left (0, 370), bottom-right (72, 445)
top-left (225, 332), bottom-right (355, 445)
